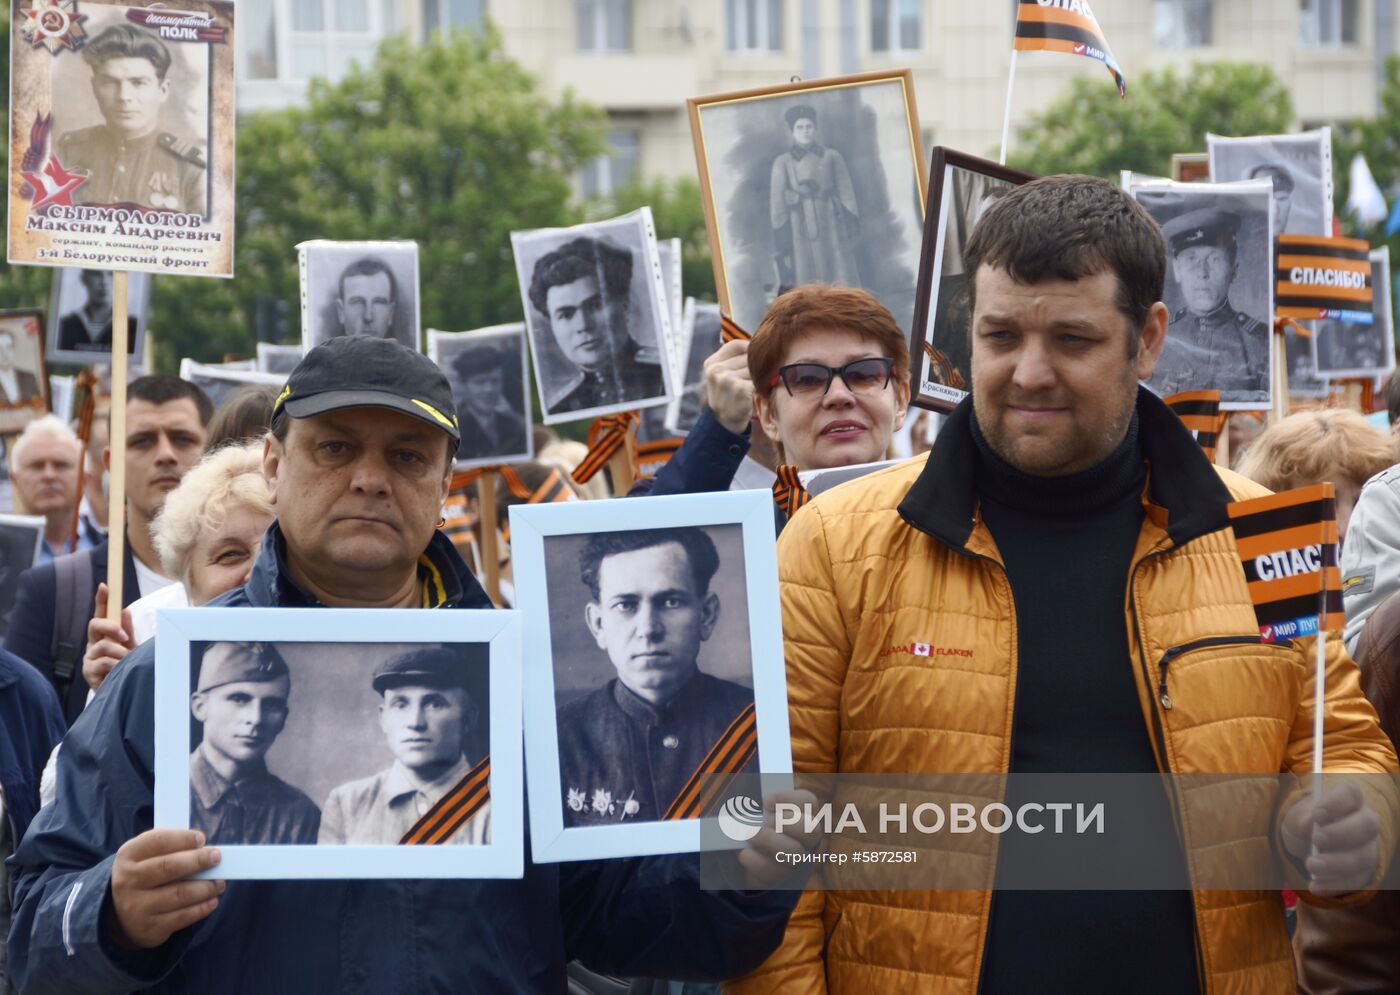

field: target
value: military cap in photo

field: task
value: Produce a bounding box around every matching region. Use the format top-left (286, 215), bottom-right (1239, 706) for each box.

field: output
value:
top-left (273, 335), bottom-right (460, 444)
top-left (1161, 207), bottom-right (1241, 255)
top-left (1248, 162), bottom-right (1296, 194)
top-left (451, 343), bottom-right (506, 381)
top-left (372, 645), bottom-right (486, 694)
top-left (784, 104), bottom-right (818, 127)
top-left (196, 642), bottom-right (289, 693)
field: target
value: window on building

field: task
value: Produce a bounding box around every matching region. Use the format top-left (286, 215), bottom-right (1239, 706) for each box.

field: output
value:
top-left (288, 0), bottom-right (382, 82)
top-left (238, 0), bottom-right (279, 80)
top-left (872, 0), bottom-right (923, 52)
top-left (1299, 0), bottom-right (1358, 46)
top-left (728, 0), bottom-right (783, 53)
top-left (424, 0), bottom-right (484, 36)
top-left (581, 129), bottom-right (641, 199)
top-left (577, 0), bottom-right (631, 52)
top-left (1152, 0), bottom-right (1212, 47)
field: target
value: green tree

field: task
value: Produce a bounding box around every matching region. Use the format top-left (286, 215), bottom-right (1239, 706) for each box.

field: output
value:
top-left (601, 176), bottom-right (717, 303)
top-left (1011, 62), bottom-right (1293, 181)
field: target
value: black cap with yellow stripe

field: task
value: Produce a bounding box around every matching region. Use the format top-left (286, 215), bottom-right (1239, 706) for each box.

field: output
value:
top-left (273, 335), bottom-right (460, 444)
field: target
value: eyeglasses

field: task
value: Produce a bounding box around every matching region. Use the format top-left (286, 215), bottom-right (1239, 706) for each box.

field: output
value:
top-left (770, 357), bottom-right (895, 397)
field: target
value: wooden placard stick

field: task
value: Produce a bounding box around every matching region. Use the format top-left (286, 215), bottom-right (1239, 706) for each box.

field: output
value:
top-left (607, 418), bottom-right (637, 496)
top-left (1270, 321), bottom-right (1290, 424)
top-left (105, 272), bottom-right (130, 620)
top-left (478, 471), bottom-right (501, 606)
top-left (1214, 412), bottom-right (1231, 468)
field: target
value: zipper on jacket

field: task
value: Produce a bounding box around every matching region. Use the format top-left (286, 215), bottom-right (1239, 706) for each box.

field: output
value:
top-left (1155, 634), bottom-right (1263, 710)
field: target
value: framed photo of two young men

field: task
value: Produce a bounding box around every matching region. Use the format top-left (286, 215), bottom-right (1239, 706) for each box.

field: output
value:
top-left (153, 609), bottom-right (524, 879)
top-left (510, 490), bottom-right (792, 862)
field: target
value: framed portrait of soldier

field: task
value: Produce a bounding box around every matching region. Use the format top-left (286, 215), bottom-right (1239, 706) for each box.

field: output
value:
top-left (510, 489), bottom-right (791, 862)
top-left (8, 0), bottom-right (236, 277)
top-left (511, 208), bottom-right (676, 424)
top-left (666, 299), bottom-right (722, 435)
top-left (0, 311), bottom-right (50, 436)
top-left (910, 148), bottom-right (1034, 412)
top-left (427, 324), bottom-right (534, 470)
top-left (0, 513), bottom-right (44, 639)
top-left (1208, 129), bottom-right (1333, 237)
top-left (689, 70), bottom-right (927, 341)
top-left (1130, 178), bottom-right (1275, 411)
top-left (1313, 248), bottom-right (1396, 380)
top-left (298, 240), bottom-right (422, 353)
top-left (153, 608), bottom-right (524, 879)
top-left (255, 342), bottom-right (302, 375)
top-left (178, 359), bottom-right (284, 411)
top-left (46, 268), bottom-right (151, 366)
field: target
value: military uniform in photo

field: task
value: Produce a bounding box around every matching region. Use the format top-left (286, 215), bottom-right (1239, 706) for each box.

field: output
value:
top-left (556, 672), bottom-right (756, 827)
top-left (1150, 208), bottom-right (1268, 400)
top-left (456, 404), bottom-right (528, 462)
top-left (549, 343), bottom-right (664, 415)
top-left (56, 127), bottom-right (206, 215)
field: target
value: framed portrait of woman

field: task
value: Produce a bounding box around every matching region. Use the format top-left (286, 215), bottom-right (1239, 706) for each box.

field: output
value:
top-left (688, 70), bottom-right (927, 339)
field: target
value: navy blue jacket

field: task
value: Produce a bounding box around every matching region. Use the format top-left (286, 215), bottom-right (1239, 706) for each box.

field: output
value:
top-left (5, 538), bottom-right (140, 725)
top-left (6, 524), bottom-right (795, 994)
top-left (631, 409), bottom-right (750, 497)
top-left (0, 649), bottom-right (65, 845)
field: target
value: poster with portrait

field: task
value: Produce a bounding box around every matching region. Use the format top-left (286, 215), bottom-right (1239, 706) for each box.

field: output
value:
top-left (1313, 248), bottom-right (1396, 380)
top-left (656, 237), bottom-right (683, 389)
top-left (0, 311), bottom-right (49, 435)
top-left (666, 299), bottom-right (722, 435)
top-left (427, 324), bottom-right (534, 470)
top-left (255, 342), bottom-right (301, 375)
top-left (47, 373), bottom-right (74, 422)
top-left (510, 490), bottom-right (791, 861)
top-left (1130, 178), bottom-right (1275, 411)
top-left (910, 148), bottom-right (1034, 412)
top-left (0, 513), bottom-right (44, 639)
top-left (1207, 129), bottom-right (1333, 238)
top-left (511, 208), bottom-right (675, 425)
top-left (8, 0), bottom-right (235, 277)
top-left (1171, 154), bottom-right (1210, 184)
top-left (178, 358), bottom-right (283, 411)
top-left (46, 267), bottom-right (150, 366)
top-left (153, 608), bottom-right (524, 879)
top-left (298, 240), bottom-right (422, 354)
top-left (689, 70), bottom-right (927, 340)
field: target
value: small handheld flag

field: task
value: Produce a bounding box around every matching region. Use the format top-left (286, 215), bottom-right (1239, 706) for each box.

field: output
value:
top-left (1163, 390), bottom-right (1225, 462)
top-left (1013, 0), bottom-right (1126, 98)
top-left (772, 465), bottom-right (812, 519)
top-left (1276, 234), bottom-right (1373, 325)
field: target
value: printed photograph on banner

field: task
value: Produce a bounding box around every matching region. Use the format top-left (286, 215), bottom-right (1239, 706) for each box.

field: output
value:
top-left (656, 237), bottom-right (683, 390)
top-left (0, 311), bottom-right (49, 435)
top-left (666, 299), bottom-right (722, 435)
top-left (152, 609), bottom-right (524, 879)
top-left (1207, 129), bottom-right (1333, 237)
top-left (1284, 324), bottom-right (1329, 398)
top-left (178, 359), bottom-right (283, 410)
top-left (0, 513), bottom-right (44, 639)
top-left (1130, 178), bottom-right (1274, 411)
top-left (1171, 153), bottom-right (1210, 184)
top-left (911, 148), bottom-right (1034, 412)
top-left (47, 373), bottom-right (75, 423)
top-left (298, 240), bottom-right (422, 354)
top-left (511, 208), bottom-right (674, 425)
top-left (8, 0), bottom-right (236, 277)
top-left (46, 268), bottom-right (150, 365)
top-left (255, 341), bottom-right (301, 375)
top-left (510, 491), bottom-right (790, 861)
top-left (426, 324), bottom-right (534, 470)
top-left (1313, 248), bottom-right (1396, 379)
top-left (688, 71), bottom-right (927, 340)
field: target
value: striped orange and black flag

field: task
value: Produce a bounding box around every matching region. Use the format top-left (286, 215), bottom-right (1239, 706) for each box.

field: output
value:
top-left (636, 437), bottom-right (686, 479)
top-left (1276, 234), bottom-right (1373, 325)
top-left (662, 703), bottom-right (758, 822)
top-left (1014, 0), bottom-right (1126, 97)
top-left (1227, 483), bottom-right (1343, 643)
top-left (772, 465), bottom-right (811, 519)
top-left (1164, 390), bottom-right (1225, 462)
top-left (400, 756), bottom-right (491, 844)
top-left (719, 313), bottom-right (751, 344)
top-left (499, 465), bottom-right (574, 543)
top-left (573, 411), bottom-right (638, 484)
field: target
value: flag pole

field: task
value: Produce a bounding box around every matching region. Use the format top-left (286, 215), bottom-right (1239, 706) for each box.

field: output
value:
top-left (106, 272), bottom-right (129, 620)
top-left (478, 471), bottom-right (501, 606)
top-left (1312, 603), bottom-right (1326, 810)
top-left (999, 50), bottom-right (1019, 167)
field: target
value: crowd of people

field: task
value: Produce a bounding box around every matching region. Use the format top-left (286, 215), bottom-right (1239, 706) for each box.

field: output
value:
top-left (1, 175), bottom-right (1399, 993)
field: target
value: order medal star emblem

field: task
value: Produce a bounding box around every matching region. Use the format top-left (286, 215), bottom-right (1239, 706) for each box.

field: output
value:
top-left (22, 0), bottom-right (86, 53)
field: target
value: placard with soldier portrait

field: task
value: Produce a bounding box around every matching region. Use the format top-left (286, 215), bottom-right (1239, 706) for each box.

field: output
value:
top-left (1313, 248), bottom-right (1396, 380)
top-left (255, 341), bottom-right (301, 375)
top-left (298, 240), bottom-right (422, 354)
top-left (510, 490), bottom-right (791, 862)
top-left (911, 148), bottom-right (1034, 412)
top-left (1207, 129), bottom-right (1333, 238)
top-left (511, 208), bottom-right (676, 425)
top-left (178, 358), bottom-right (284, 411)
top-left (427, 324), bottom-right (534, 470)
top-left (0, 311), bottom-right (49, 436)
top-left (689, 70), bottom-right (927, 345)
top-left (0, 513), bottom-right (45, 639)
top-left (1130, 178), bottom-right (1275, 411)
top-left (666, 298), bottom-right (722, 435)
top-left (8, 0), bottom-right (236, 277)
top-left (46, 266), bottom-right (150, 365)
top-left (153, 608), bottom-right (524, 879)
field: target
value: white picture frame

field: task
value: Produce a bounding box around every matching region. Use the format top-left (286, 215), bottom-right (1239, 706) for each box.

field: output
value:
top-left (178, 359), bottom-right (285, 410)
top-left (427, 324), bottom-right (535, 470)
top-left (297, 240), bottom-right (422, 354)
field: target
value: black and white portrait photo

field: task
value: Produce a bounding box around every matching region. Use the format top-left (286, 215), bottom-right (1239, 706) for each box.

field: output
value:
top-left (667, 300), bottom-right (722, 435)
top-left (512, 209), bottom-right (674, 424)
top-left (178, 360), bottom-right (285, 411)
top-left (427, 325), bottom-right (534, 469)
top-left (1285, 324), bottom-right (1329, 398)
top-left (0, 312), bottom-right (49, 436)
top-left (47, 268), bottom-right (151, 365)
top-left (299, 240), bottom-right (422, 353)
top-left (1132, 179), bottom-right (1274, 410)
top-left (1208, 129), bottom-right (1333, 237)
top-left (256, 343), bottom-right (302, 375)
top-left (689, 71), bottom-right (926, 339)
top-left (912, 149), bottom-right (1033, 411)
top-left (0, 514), bottom-right (44, 639)
top-left (46, 7), bottom-right (211, 216)
top-left (1314, 248), bottom-right (1396, 379)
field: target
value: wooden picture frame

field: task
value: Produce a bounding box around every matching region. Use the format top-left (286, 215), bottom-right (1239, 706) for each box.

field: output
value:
top-left (0, 309), bottom-right (50, 436)
top-left (1171, 153), bottom-right (1210, 183)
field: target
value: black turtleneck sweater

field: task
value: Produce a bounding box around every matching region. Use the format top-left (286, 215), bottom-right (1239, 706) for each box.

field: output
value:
top-left (972, 412), bottom-right (1200, 995)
